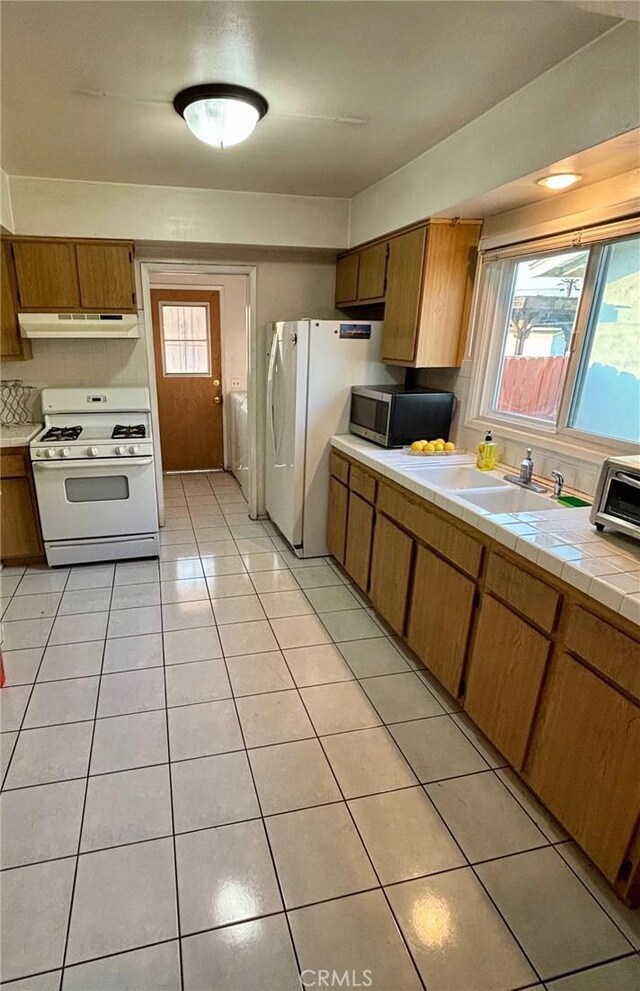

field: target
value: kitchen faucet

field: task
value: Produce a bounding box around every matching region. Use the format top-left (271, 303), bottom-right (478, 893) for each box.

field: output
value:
top-left (504, 447), bottom-right (548, 494)
top-left (551, 469), bottom-right (565, 499)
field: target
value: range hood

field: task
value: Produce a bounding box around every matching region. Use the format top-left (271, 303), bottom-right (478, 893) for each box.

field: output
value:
top-left (19, 313), bottom-right (139, 339)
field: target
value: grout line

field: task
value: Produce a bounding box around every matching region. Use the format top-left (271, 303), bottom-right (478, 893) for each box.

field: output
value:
top-left (57, 561), bottom-right (115, 991)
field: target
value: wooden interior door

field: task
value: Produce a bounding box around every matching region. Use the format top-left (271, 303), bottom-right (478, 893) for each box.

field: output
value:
top-left (151, 289), bottom-right (223, 471)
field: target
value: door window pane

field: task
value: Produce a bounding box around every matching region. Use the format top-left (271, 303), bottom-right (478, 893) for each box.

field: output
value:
top-left (65, 476), bottom-right (130, 502)
top-left (570, 237), bottom-right (640, 443)
top-left (161, 304), bottom-right (211, 375)
top-left (492, 249), bottom-right (589, 423)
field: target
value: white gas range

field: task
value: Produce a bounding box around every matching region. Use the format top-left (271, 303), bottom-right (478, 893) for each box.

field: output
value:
top-left (30, 387), bottom-right (159, 567)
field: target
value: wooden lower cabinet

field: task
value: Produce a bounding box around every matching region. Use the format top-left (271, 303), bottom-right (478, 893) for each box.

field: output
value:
top-left (0, 448), bottom-right (44, 564)
top-left (344, 492), bottom-right (374, 591)
top-left (326, 476), bottom-right (348, 564)
top-left (526, 652), bottom-right (640, 884)
top-left (369, 513), bottom-right (413, 634)
top-left (406, 544), bottom-right (475, 697)
top-left (464, 594), bottom-right (550, 769)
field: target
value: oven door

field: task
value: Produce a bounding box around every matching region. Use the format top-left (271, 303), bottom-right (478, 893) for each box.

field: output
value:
top-left (599, 471), bottom-right (640, 536)
top-left (33, 457), bottom-right (158, 541)
top-left (349, 389), bottom-right (391, 446)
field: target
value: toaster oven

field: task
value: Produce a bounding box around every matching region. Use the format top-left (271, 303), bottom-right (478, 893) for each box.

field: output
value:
top-left (590, 454), bottom-right (640, 541)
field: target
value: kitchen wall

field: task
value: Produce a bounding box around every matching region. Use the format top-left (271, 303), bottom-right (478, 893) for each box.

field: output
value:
top-left (350, 21), bottom-right (640, 245)
top-left (8, 177), bottom-right (349, 250)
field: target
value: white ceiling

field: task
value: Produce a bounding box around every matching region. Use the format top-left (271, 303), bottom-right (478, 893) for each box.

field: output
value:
top-left (0, 1), bottom-right (621, 198)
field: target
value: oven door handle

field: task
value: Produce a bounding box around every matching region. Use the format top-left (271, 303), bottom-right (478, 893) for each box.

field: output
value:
top-left (614, 472), bottom-right (640, 491)
top-left (33, 457), bottom-right (153, 470)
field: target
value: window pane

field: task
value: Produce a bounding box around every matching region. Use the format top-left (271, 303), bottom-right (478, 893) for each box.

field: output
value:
top-left (493, 249), bottom-right (589, 423)
top-left (160, 304), bottom-right (211, 375)
top-left (570, 237), bottom-right (640, 444)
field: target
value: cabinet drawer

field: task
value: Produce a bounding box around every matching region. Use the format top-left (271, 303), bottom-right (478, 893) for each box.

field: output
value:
top-left (486, 552), bottom-right (560, 633)
top-left (349, 464), bottom-right (376, 504)
top-left (565, 605), bottom-right (640, 702)
top-left (0, 451), bottom-right (27, 478)
top-left (329, 451), bottom-right (350, 485)
top-left (378, 482), bottom-right (484, 578)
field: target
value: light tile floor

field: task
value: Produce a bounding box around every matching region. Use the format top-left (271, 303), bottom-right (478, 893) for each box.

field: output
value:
top-left (1, 471), bottom-right (639, 990)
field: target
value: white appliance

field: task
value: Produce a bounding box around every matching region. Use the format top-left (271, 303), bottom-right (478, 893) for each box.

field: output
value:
top-left (265, 319), bottom-right (400, 557)
top-left (19, 313), bottom-right (139, 339)
top-left (30, 387), bottom-right (158, 566)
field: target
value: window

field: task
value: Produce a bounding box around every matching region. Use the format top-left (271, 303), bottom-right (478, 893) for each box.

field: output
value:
top-left (472, 225), bottom-right (640, 450)
top-left (160, 303), bottom-right (211, 376)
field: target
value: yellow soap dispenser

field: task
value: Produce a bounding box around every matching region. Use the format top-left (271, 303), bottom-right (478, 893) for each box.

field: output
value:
top-left (476, 430), bottom-right (497, 471)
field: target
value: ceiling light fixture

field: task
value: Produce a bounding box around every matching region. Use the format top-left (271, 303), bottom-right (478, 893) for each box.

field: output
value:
top-left (173, 84), bottom-right (268, 149)
top-left (536, 173), bottom-right (583, 191)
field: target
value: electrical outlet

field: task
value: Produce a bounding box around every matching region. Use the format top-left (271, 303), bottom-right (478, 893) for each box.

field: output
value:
top-left (230, 378), bottom-right (242, 389)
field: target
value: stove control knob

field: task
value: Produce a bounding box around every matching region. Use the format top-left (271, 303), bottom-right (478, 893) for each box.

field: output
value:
top-left (116, 445), bottom-right (127, 456)
top-left (45, 448), bottom-right (56, 459)
top-left (87, 447), bottom-right (100, 458)
top-left (129, 445), bottom-right (140, 455)
top-left (60, 448), bottom-right (71, 458)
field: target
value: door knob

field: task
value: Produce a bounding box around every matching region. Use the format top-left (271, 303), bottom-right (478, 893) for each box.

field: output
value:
top-left (213, 379), bottom-right (220, 387)
top-left (214, 396), bottom-right (221, 404)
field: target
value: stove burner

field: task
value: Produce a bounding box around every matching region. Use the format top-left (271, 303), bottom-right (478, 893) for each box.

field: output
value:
top-left (41, 425), bottom-right (83, 442)
top-left (112, 424), bottom-right (146, 439)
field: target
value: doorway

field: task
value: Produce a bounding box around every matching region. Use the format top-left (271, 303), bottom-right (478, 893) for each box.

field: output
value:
top-left (150, 288), bottom-right (223, 471)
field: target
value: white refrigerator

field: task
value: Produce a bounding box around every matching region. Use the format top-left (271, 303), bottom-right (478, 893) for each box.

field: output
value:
top-left (265, 319), bottom-right (400, 557)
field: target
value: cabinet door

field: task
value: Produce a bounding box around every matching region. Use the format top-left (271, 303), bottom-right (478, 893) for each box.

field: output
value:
top-left (381, 226), bottom-right (426, 363)
top-left (526, 652), bottom-right (640, 883)
top-left (1, 242), bottom-right (30, 359)
top-left (369, 513), bottom-right (413, 634)
top-left (12, 241), bottom-right (80, 308)
top-left (344, 492), bottom-right (374, 591)
top-left (406, 544), bottom-right (475, 697)
top-left (76, 243), bottom-right (135, 310)
top-left (0, 454), bottom-right (43, 562)
top-left (464, 594), bottom-right (550, 768)
top-left (335, 253), bottom-right (359, 306)
top-left (358, 242), bottom-right (387, 301)
top-left (326, 476), bottom-right (348, 564)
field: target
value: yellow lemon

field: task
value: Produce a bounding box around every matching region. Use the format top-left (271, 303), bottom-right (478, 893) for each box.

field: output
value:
top-left (410, 441), bottom-right (424, 452)
top-left (444, 441), bottom-right (456, 451)
top-left (433, 441), bottom-right (445, 452)
top-left (433, 438), bottom-right (445, 446)
top-left (423, 442), bottom-right (436, 453)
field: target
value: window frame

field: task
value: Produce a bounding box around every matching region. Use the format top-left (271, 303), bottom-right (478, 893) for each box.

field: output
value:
top-left (467, 219), bottom-right (640, 458)
top-left (159, 300), bottom-right (212, 378)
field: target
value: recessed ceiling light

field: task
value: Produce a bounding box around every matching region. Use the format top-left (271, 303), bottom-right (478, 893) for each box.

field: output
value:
top-left (173, 84), bottom-right (268, 149)
top-left (536, 173), bottom-right (583, 191)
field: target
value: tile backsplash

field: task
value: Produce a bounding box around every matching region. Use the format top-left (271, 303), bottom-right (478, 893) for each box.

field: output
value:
top-left (4, 337), bottom-right (150, 421)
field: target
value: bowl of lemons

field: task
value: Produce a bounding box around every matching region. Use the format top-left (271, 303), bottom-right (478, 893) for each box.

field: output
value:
top-left (407, 439), bottom-right (457, 455)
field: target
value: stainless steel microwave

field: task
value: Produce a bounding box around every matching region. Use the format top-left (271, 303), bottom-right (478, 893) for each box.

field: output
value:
top-left (349, 385), bottom-right (455, 449)
top-left (591, 454), bottom-right (640, 541)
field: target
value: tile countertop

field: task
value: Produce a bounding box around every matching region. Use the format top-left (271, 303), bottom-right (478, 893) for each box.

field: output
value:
top-left (0, 423), bottom-right (42, 448)
top-left (331, 434), bottom-right (640, 626)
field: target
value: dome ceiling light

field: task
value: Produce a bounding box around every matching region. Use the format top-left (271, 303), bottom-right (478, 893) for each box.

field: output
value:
top-left (173, 84), bottom-right (268, 149)
top-left (536, 173), bottom-right (582, 191)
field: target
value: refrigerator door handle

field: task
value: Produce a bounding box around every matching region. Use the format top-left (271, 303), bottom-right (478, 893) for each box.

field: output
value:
top-left (266, 333), bottom-right (278, 459)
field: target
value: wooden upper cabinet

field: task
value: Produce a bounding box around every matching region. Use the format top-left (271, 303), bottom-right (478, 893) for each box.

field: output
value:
top-left (357, 242), bottom-right (387, 301)
top-left (464, 594), bottom-right (551, 769)
top-left (381, 226), bottom-right (427, 364)
top-left (525, 651), bottom-right (640, 884)
top-left (406, 543), bottom-right (476, 697)
top-left (9, 238), bottom-right (136, 312)
top-left (76, 243), bottom-right (135, 310)
top-left (12, 240), bottom-right (80, 308)
top-left (1, 241), bottom-right (31, 360)
top-left (335, 253), bottom-right (360, 306)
